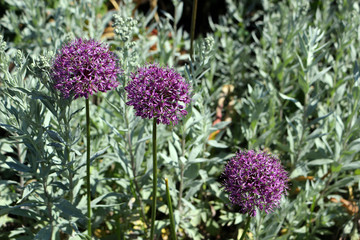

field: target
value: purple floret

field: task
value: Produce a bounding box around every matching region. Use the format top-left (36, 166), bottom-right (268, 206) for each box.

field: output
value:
top-left (125, 64), bottom-right (191, 125)
top-left (51, 38), bottom-right (121, 99)
top-left (222, 150), bottom-right (289, 217)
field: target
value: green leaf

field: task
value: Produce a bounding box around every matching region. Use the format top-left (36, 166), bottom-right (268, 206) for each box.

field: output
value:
top-left (184, 164), bottom-right (200, 180)
top-left (352, 85), bottom-right (360, 102)
top-left (2, 205), bottom-right (40, 220)
top-left (306, 129), bottom-right (327, 140)
top-left (175, 1), bottom-right (183, 25)
top-left (0, 206), bottom-right (12, 217)
top-left (307, 159), bottom-right (333, 166)
top-left (54, 199), bottom-right (85, 219)
top-left (136, 135), bottom-right (151, 144)
top-left (290, 164), bottom-right (307, 179)
top-left (331, 162), bottom-right (342, 173)
top-left (185, 180), bottom-right (202, 199)
top-left (135, 140), bottom-right (145, 174)
top-left (298, 74), bottom-right (309, 95)
top-left (207, 140), bottom-right (227, 148)
top-left (354, 61), bottom-right (359, 83)
top-left (188, 144), bottom-right (203, 163)
top-left (40, 98), bottom-right (57, 117)
top-left (0, 180), bottom-right (19, 186)
top-left (279, 93), bottom-right (303, 110)
top-left (341, 161), bottom-right (360, 171)
top-left (335, 115), bottom-right (344, 140)
top-left (90, 147), bottom-right (109, 162)
top-left (310, 67), bottom-right (332, 85)
top-left (325, 177), bottom-right (356, 195)
top-left (169, 141), bottom-right (178, 162)
top-left (47, 130), bottom-right (65, 144)
top-left (102, 119), bottom-right (127, 139)
top-left (6, 158), bottom-right (31, 173)
top-left (210, 121), bottom-right (231, 132)
top-left (308, 112), bottom-right (332, 126)
top-left (70, 107), bottom-right (85, 121)
top-left (34, 225), bottom-right (52, 240)
top-left (0, 124), bottom-right (24, 135)
top-left (17, 184), bottom-right (35, 204)
top-left (91, 192), bottom-right (125, 206)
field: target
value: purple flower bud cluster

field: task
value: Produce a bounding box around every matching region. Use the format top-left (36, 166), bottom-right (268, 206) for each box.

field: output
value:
top-left (125, 64), bottom-right (191, 125)
top-left (222, 150), bottom-right (288, 217)
top-left (51, 38), bottom-right (121, 99)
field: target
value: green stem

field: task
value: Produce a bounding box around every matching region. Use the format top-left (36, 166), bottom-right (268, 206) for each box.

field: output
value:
top-left (85, 98), bottom-right (92, 237)
top-left (165, 178), bottom-right (177, 240)
top-left (150, 119), bottom-right (158, 240)
top-left (190, 0), bottom-right (198, 62)
top-left (239, 215), bottom-right (251, 240)
top-left (307, 195), bottom-right (316, 238)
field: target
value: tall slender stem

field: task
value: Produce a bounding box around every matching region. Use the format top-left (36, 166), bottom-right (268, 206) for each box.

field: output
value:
top-left (165, 178), bottom-right (177, 240)
top-left (239, 215), bottom-right (251, 240)
top-left (190, 0), bottom-right (198, 62)
top-left (85, 98), bottom-right (92, 237)
top-left (150, 119), bottom-right (157, 240)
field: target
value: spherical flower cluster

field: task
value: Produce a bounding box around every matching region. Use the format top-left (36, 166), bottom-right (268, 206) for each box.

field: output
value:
top-left (125, 64), bottom-right (191, 125)
top-left (222, 150), bottom-right (288, 217)
top-left (51, 38), bottom-right (121, 99)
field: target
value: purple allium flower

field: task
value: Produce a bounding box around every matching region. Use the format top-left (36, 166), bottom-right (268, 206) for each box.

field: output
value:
top-left (125, 64), bottom-right (191, 125)
top-left (222, 150), bottom-right (289, 217)
top-left (51, 38), bottom-right (121, 99)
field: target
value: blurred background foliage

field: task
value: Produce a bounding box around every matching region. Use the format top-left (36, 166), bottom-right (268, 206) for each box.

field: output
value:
top-left (0, 0), bottom-right (359, 239)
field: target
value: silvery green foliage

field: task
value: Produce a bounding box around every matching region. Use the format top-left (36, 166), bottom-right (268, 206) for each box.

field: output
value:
top-left (0, 37), bottom-right (87, 239)
top-left (111, 14), bottom-right (139, 69)
top-left (103, 2), bottom-right (222, 238)
top-left (0, 1), bottom-right (124, 239)
top-left (209, 0), bottom-right (252, 90)
top-left (113, 16), bottom-right (138, 42)
top-left (1, 0), bottom-right (360, 239)
top-left (215, 0), bottom-right (360, 239)
top-left (0, 0), bottom-right (110, 55)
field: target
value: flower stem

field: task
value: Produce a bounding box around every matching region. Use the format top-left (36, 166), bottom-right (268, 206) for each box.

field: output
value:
top-left (239, 215), bottom-right (251, 240)
top-left (165, 178), bottom-right (177, 240)
top-left (190, 0), bottom-right (198, 62)
top-left (85, 98), bottom-right (92, 237)
top-left (150, 119), bottom-right (157, 240)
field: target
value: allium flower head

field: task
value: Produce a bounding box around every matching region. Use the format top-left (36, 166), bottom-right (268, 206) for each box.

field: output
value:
top-left (125, 64), bottom-right (191, 125)
top-left (51, 38), bottom-right (121, 99)
top-left (222, 150), bottom-right (288, 217)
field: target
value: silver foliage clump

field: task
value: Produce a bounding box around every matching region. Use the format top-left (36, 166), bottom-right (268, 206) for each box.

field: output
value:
top-left (112, 15), bottom-right (138, 42)
top-left (1, 0), bottom-right (360, 240)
